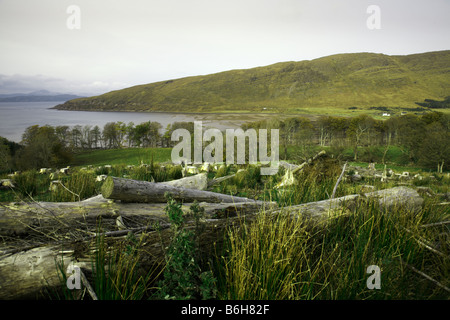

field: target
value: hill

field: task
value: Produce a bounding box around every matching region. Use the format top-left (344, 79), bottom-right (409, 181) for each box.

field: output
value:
top-left (53, 51), bottom-right (450, 114)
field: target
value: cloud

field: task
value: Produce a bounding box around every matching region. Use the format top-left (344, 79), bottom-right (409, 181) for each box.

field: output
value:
top-left (0, 0), bottom-right (448, 96)
top-left (0, 74), bottom-right (63, 94)
top-left (0, 74), bottom-right (130, 96)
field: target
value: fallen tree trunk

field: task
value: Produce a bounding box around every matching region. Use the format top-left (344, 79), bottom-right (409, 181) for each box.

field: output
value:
top-left (0, 186), bottom-right (423, 299)
top-left (101, 176), bottom-right (265, 204)
top-left (207, 173), bottom-right (237, 188)
top-left (0, 217), bottom-right (236, 300)
top-left (0, 195), bottom-right (271, 240)
top-left (0, 197), bottom-right (273, 300)
top-left (271, 186), bottom-right (424, 222)
top-left (160, 172), bottom-right (208, 191)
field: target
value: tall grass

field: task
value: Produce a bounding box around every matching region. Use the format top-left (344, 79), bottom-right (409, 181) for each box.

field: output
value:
top-left (91, 230), bottom-right (161, 300)
top-left (50, 171), bottom-right (99, 202)
top-left (1, 162), bottom-right (189, 202)
top-left (216, 194), bottom-right (449, 300)
top-left (216, 210), bottom-right (319, 299)
top-left (56, 227), bottom-right (162, 300)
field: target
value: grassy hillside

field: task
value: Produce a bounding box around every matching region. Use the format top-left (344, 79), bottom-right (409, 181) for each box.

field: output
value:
top-left (54, 51), bottom-right (450, 114)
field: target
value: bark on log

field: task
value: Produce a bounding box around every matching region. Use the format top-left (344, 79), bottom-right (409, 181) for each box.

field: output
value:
top-left (0, 195), bottom-right (271, 240)
top-left (101, 176), bottom-right (265, 204)
top-left (207, 174), bottom-right (237, 188)
top-left (271, 186), bottom-right (424, 221)
top-left (160, 172), bottom-right (208, 191)
top-left (0, 186), bottom-right (423, 300)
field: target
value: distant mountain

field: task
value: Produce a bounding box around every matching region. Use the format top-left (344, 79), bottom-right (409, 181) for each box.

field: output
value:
top-left (53, 50), bottom-right (450, 114)
top-left (0, 90), bottom-right (84, 102)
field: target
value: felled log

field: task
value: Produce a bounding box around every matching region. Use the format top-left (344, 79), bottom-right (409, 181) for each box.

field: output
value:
top-left (0, 196), bottom-right (273, 299)
top-left (276, 150), bottom-right (327, 188)
top-left (207, 173), bottom-right (237, 188)
top-left (0, 186), bottom-right (423, 299)
top-left (101, 176), bottom-right (264, 204)
top-left (291, 150), bottom-right (327, 174)
top-left (278, 161), bottom-right (300, 171)
top-left (0, 195), bottom-right (271, 240)
top-left (160, 172), bottom-right (208, 190)
top-left (272, 186), bottom-right (424, 221)
top-left (0, 216), bottom-right (235, 300)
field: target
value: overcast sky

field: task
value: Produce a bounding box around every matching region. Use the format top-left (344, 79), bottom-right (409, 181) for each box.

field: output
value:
top-left (0, 0), bottom-right (449, 96)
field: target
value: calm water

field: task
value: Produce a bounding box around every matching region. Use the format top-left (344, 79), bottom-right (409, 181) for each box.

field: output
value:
top-left (0, 101), bottom-right (272, 143)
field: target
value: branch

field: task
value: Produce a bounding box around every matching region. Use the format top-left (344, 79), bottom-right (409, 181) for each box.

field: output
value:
top-left (80, 268), bottom-right (98, 300)
top-left (399, 257), bottom-right (450, 293)
top-left (331, 161), bottom-right (347, 199)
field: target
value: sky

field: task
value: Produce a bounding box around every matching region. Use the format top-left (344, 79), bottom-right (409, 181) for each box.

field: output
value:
top-left (0, 0), bottom-right (449, 96)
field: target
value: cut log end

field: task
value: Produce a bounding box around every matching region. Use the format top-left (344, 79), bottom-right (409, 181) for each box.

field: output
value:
top-left (100, 176), bottom-right (115, 199)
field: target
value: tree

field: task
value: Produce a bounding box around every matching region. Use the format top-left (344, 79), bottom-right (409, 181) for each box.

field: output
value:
top-left (115, 121), bottom-right (127, 147)
top-left (16, 125), bottom-right (72, 170)
top-left (81, 125), bottom-right (93, 149)
top-left (293, 117), bottom-right (315, 161)
top-left (279, 118), bottom-right (299, 160)
top-left (0, 136), bottom-right (21, 172)
top-left (71, 125), bottom-right (83, 150)
top-left (103, 122), bottom-right (119, 149)
top-left (418, 122), bottom-right (449, 172)
top-left (317, 116), bottom-right (331, 147)
top-left (0, 142), bottom-right (12, 173)
top-left (380, 120), bottom-right (393, 165)
top-left (395, 114), bottom-right (425, 163)
top-left (148, 122), bottom-right (162, 147)
top-left (164, 122), bottom-right (195, 148)
top-left (91, 125), bottom-right (102, 149)
top-left (328, 116), bottom-right (348, 147)
top-left (126, 122), bottom-right (135, 147)
top-left (55, 126), bottom-right (70, 147)
top-left (346, 115), bottom-right (374, 161)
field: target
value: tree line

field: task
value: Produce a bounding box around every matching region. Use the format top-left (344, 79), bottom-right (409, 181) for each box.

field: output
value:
top-left (0, 112), bottom-right (448, 172)
top-left (242, 111), bottom-right (449, 172)
top-left (0, 121), bottom-right (195, 171)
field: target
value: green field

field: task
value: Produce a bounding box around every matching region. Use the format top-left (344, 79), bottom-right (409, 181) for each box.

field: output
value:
top-left (71, 147), bottom-right (172, 167)
top-left (70, 145), bottom-right (443, 174)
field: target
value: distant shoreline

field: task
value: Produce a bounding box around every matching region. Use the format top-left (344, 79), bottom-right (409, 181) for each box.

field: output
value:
top-left (49, 106), bottom-right (319, 119)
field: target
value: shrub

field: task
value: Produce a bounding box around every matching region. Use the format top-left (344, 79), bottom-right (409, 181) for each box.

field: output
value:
top-left (130, 166), bottom-right (154, 182)
top-left (232, 165), bottom-right (261, 189)
top-left (167, 165), bottom-right (183, 180)
top-left (51, 171), bottom-right (98, 202)
top-left (156, 194), bottom-right (217, 300)
top-left (14, 170), bottom-right (50, 198)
